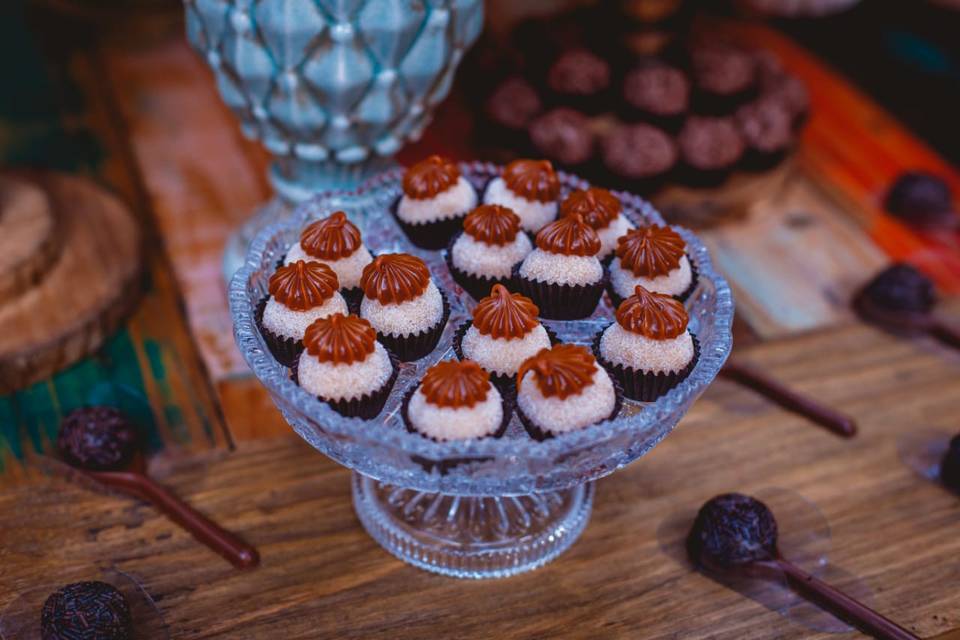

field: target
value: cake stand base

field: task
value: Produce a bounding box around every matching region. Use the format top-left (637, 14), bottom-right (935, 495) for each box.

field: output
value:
top-left (352, 473), bottom-right (594, 579)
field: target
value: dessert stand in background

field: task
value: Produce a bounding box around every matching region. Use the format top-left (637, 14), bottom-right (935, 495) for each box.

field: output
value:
top-left (230, 162), bottom-right (733, 578)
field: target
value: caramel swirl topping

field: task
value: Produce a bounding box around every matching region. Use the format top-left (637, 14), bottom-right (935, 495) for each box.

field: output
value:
top-left (360, 253), bottom-right (430, 305)
top-left (616, 285), bottom-right (689, 339)
top-left (473, 284), bottom-right (540, 340)
top-left (303, 313), bottom-right (377, 364)
top-left (269, 260), bottom-right (339, 311)
top-left (300, 211), bottom-right (363, 260)
top-left (535, 213), bottom-right (601, 257)
top-left (463, 204), bottom-right (522, 246)
top-left (502, 159), bottom-right (560, 203)
top-left (517, 344), bottom-right (598, 400)
top-left (560, 187), bottom-right (622, 230)
top-left (615, 225), bottom-right (686, 277)
top-left (420, 360), bottom-right (491, 408)
top-left (402, 155), bottom-right (460, 199)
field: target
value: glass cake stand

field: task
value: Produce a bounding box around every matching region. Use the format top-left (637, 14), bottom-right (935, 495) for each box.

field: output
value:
top-left (229, 162), bottom-right (734, 579)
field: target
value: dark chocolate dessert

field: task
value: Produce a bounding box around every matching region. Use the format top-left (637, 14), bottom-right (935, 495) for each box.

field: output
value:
top-left (760, 72), bottom-right (810, 130)
top-left (600, 123), bottom-right (678, 193)
top-left (622, 63), bottom-right (690, 131)
top-left (687, 493), bottom-right (778, 569)
top-left (546, 48), bottom-right (612, 113)
top-left (485, 76), bottom-right (543, 140)
top-left (691, 43), bottom-right (758, 114)
top-left (940, 434), bottom-right (960, 492)
top-left (677, 116), bottom-right (746, 187)
top-left (41, 581), bottom-right (132, 640)
top-left (885, 172), bottom-right (957, 229)
top-left (735, 99), bottom-right (794, 171)
top-left (528, 108), bottom-right (595, 167)
top-left (855, 263), bottom-right (936, 325)
top-left (57, 407), bottom-right (139, 471)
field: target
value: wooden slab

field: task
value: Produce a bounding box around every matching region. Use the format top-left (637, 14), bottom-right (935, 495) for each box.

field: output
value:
top-left (2, 316), bottom-right (960, 638)
top-left (0, 173), bottom-right (143, 394)
top-left (0, 177), bottom-right (61, 301)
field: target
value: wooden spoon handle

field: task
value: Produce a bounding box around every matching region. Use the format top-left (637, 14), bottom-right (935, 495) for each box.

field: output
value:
top-left (774, 558), bottom-right (918, 640)
top-left (929, 318), bottom-right (960, 350)
top-left (720, 360), bottom-right (857, 438)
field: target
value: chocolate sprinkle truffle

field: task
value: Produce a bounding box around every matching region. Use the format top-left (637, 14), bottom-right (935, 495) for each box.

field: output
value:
top-left (57, 406), bottom-right (139, 471)
top-left (857, 263), bottom-right (936, 317)
top-left (687, 493), bottom-right (778, 569)
top-left (735, 99), bottom-right (794, 170)
top-left (691, 43), bottom-right (758, 114)
top-left (885, 172), bottom-right (957, 228)
top-left (485, 76), bottom-right (543, 134)
top-left (41, 581), bottom-right (133, 640)
top-left (546, 48), bottom-right (612, 113)
top-left (677, 116), bottom-right (746, 187)
top-left (601, 123), bottom-right (678, 193)
top-left (528, 108), bottom-right (595, 168)
top-left (622, 63), bottom-right (690, 130)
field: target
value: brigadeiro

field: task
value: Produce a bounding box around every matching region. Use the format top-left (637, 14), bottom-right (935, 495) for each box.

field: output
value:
top-left (528, 108), bottom-right (596, 169)
top-left (560, 187), bottom-right (635, 262)
top-left (484, 76), bottom-right (543, 145)
top-left (687, 493), bottom-right (778, 569)
top-left (621, 63), bottom-right (690, 131)
top-left (758, 63), bottom-right (810, 130)
top-left (515, 213), bottom-right (606, 320)
top-left (483, 159), bottom-right (561, 233)
top-left (57, 406), bottom-right (139, 472)
top-left (608, 224), bottom-right (697, 306)
top-left (735, 98), bottom-right (795, 171)
top-left (446, 204), bottom-right (533, 301)
top-left (402, 359), bottom-right (512, 442)
top-left (690, 42), bottom-right (758, 114)
top-left (256, 260), bottom-right (349, 367)
top-left (41, 581), bottom-right (133, 640)
top-left (453, 284), bottom-right (554, 389)
top-left (285, 211), bottom-right (373, 308)
top-left (545, 48), bottom-right (612, 114)
top-left (885, 172), bottom-right (957, 229)
top-left (601, 123), bottom-right (678, 195)
top-left (677, 116), bottom-right (746, 187)
top-left (853, 263), bottom-right (937, 333)
top-left (359, 253), bottom-right (450, 362)
top-left (293, 313), bottom-right (398, 420)
top-left (594, 285), bottom-right (699, 401)
top-left (394, 156), bottom-right (477, 250)
top-left (515, 344), bottom-right (622, 441)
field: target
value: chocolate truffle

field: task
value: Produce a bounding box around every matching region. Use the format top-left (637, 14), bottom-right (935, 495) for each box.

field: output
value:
top-left (735, 99), bottom-right (794, 170)
top-left (858, 263), bottom-right (936, 316)
top-left (295, 313), bottom-right (397, 419)
top-left (595, 285), bottom-right (699, 401)
top-left (483, 159), bottom-right (561, 233)
top-left (560, 187), bottom-right (635, 260)
top-left (885, 172), bottom-right (957, 229)
top-left (447, 204), bottom-right (532, 300)
top-left (687, 493), bottom-right (778, 569)
top-left (516, 213), bottom-right (606, 319)
top-left (608, 224), bottom-right (697, 304)
top-left (455, 284), bottom-right (553, 387)
top-left (528, 108), bottom-right (595, 168)
top-left (485, 76), bottom-right (543, 134)
top-left (677, 116), bottom-right (746, 187)
top-left (546, 48), bottom-right (612, 113)
top-left (760, 71), bottom-right (809, 129)
top-left (403, 359), bottom-right (509, 441)
top-left (940, 434), bottom-right (960, 492)
top-left (396, 156), bottom-right (477, 250)
top-left (257, 260), bottom-right (348, 366)
top-left (41, 581), bottom-right (132, 640)
top-left (57, 406), bottom-right (139, 471)
top-left (601, 123), bottom-right (678, 194)
top-left (359, 253), bottom-right (449, 361)
top-left (691, 43), bottom-right (758, 114)
top-left (285, 211), bottom-right (374, 301)
top-left (516, 344), bottom-right (620, 440)
top-left (622, 63), bottom-right (690, 131)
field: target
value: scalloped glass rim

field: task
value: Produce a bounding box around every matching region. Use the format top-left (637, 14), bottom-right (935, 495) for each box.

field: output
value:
top-left (230, 161), bottom-right (734, 494)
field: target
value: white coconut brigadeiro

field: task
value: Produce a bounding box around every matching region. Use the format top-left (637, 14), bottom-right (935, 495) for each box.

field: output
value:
top-left (396, 155), bottom-right (477, 250)
top-left (284, 211), bottom-right (373, 291)
top-left (405, 359), bottom-right (506, 442)
top-left (609, 224), bottom-right (695, 303)
top-left (559, 187), bottom-right (635, 260)
top-left (483, 159), bottom-right (561, 233)
top-left (447, 203), bottom-right (532, 300)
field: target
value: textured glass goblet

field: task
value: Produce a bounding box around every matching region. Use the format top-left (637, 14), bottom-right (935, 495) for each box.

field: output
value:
top-left (229, 162), bottom-right (734, 578)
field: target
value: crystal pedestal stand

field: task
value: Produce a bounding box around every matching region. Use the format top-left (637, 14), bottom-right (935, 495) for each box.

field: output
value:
top-left (352, 473), bottom-right (595, 579)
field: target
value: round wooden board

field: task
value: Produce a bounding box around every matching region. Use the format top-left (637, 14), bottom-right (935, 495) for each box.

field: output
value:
top-left (0, 177), bottom-right (62, 302)
top-left (0, 173), bottom-right (144, 394)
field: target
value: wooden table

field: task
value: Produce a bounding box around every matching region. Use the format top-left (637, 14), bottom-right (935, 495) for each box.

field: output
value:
top-left (2, 6), bottom-right (960, 639)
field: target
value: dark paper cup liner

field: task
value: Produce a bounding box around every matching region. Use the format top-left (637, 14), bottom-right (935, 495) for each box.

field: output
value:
top-left (291, 349), bottom-right (400, 420)
top-left (516, 375), bottom-right (624, 441)
top-left (607, 255), bottom-right (699, 309)
top-left (592, 327), bottom-right (700, 402)
top-left (392, 195), bottom-right (470, 251)
top-left (676, 159), bottom-right (737, 189)
top-left (452, 319), bottom-right (561, 392)
top-left (255, 297), bottom-right (304, 367)
top-left (512, 264), bottom-right (605, 320)
top-left (402, 381), bottom-right (515, 475)
top-left (740, 145), bottom-right (792, 173)
top-left (342, 286), bottom-right (364, 314)
top-left (374, 288), bottom-right (451, 362)
top-left (444, 231), bottom-right (518, 301)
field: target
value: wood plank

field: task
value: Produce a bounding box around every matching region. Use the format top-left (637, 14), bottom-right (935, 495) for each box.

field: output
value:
top-left (2, 316), bottom-right (960, 638)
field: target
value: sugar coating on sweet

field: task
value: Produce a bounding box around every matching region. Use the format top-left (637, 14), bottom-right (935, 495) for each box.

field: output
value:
top-left (262, 293), bottom-right (348, 340)
top-left (408, 383), bottom-right (504, 441)
top-left (600, 323), bottom-right (694, 373)
top-left (361, 280), bottom-right (444, 338)
top-left (519, 248), bottom-right (603, 286)
top-left (461, 324), bottom-right (551, 376)
top-left (298, 342), bottom-right (393, 402)
top-left (484, 177), bottom-right (558, 232)
top-left (451, 231), bottom-right (532, 279)
top-left (596, 215), bottom-right (635, 259)
top-left (397, 176), bottom-right (477, 224)
top-left (518, 367), bottom-right (616, 434)
top-left (610, 254), bottom-right (692, 298)
top-left (285, 243), bottom-right (373, 289)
